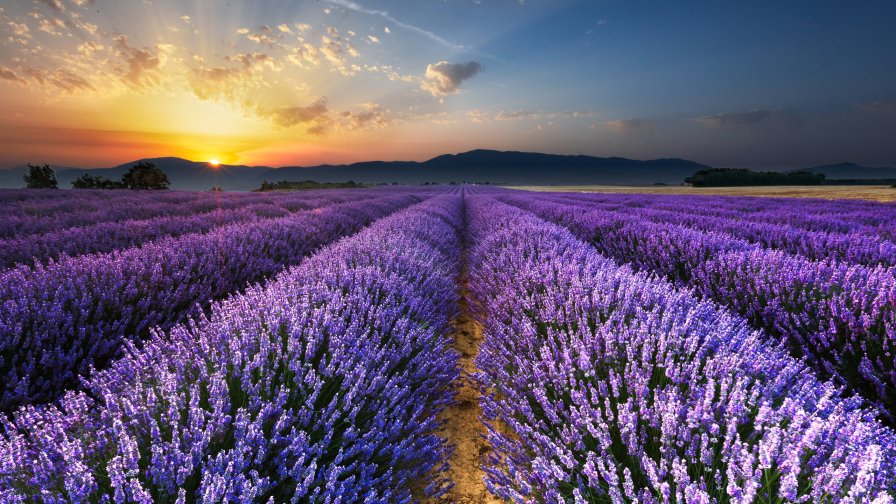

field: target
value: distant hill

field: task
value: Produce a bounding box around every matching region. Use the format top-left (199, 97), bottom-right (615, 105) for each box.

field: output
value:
top-left (0, 150), bottom-right (712, 190)
top-left (269, 150), bottom-right (709, 188)
top-left (797, 162), bottom-right (896, 180)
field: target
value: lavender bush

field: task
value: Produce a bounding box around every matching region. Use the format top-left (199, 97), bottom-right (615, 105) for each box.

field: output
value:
top-left (526, 191), bottom-right (896, 239)
top-left (0, 191), bottom-right (388, 269)
top-left (507, 191), bottom-right (896, 267)
top-left (0, 192), bottom-right (425, 412)
top-left (0, 195), bottom-right (462, 502)
top-left (499, 192), bottom-right (896, 420)
top-left (0, 188), bottom-right (369, 239)
top-left (466, 196), bottom-right (896, 502)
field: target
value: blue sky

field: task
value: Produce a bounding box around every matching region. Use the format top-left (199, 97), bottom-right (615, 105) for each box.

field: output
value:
top-left (0, 0), bottom-right (894, 168)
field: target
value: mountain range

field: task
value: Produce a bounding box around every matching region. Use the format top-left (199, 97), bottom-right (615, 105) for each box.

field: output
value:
top-left (791, 162), bottom-right (896, 180)
top-left (1, 150), bottom-right (894, 191)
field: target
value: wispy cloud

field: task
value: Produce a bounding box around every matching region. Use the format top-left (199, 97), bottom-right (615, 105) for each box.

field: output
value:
top-left (465, 109), bottom-right (597, 123)
top-left (0, 66), bottom-right (26, 84)
top-left (326, 0), bottom-right (469, 52)
top-left (495, 110), bottom-right (537, 120)
top-left (113, 35), bottom-right (172, 89)
top-left (24, 67), bottom-right (93, 92)
top-left (693, 109), bottom-right (795, 127)
top-left (260, 98), bottom-right (330, 129)
top-left (605, 118), bottom-right (652, 133)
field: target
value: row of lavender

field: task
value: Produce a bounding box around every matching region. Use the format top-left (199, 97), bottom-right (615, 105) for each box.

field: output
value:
top-left (0, 190), bottom-right (387, 269)
top-left (548, 191), bottom-right (896, 239)
top-left (0, 188), bottom-right (361, 239)
top-left (0, 195), bottom-right (463, 501)
top-left (519, 191), bottom-right (896, 267)
top-left (495, 190), bottom-right (896, 422)
top-left (466, 195), bottom-right (896, 501)
top-left (0, 189), bottom-right (434, 412)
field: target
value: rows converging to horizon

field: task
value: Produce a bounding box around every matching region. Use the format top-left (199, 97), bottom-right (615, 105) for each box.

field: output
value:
top-left (1, 185), bottom-right (895, 501)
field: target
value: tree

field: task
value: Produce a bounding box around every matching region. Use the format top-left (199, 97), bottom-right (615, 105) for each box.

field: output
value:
top-left (121, 161), bottom-right (170, 190)
top-left (23, 163), bottom-right (58, 189)
top-left (72, 173), bottom-right (124, 189)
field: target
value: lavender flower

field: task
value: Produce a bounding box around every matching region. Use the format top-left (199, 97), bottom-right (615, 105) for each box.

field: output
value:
top-left (466, 194), bottom-right (896, 502)
top-left (0, 194), bottom-right (463, 501)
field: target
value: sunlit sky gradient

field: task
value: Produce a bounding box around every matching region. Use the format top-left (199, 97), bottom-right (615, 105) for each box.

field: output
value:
top-left (1, 0), bottom-right (895, 169)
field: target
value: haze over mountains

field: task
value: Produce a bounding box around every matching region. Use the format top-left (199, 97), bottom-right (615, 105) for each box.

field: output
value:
top-left (1, 150), bottom-right (894, 191)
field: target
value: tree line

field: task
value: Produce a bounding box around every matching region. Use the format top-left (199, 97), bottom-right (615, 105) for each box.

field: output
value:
top-left (685, 168), bottom-right (826, 187)
top-left (23, 162), bottom-right (170, 190)
top-left (254, 179), bottom-right (365, 191)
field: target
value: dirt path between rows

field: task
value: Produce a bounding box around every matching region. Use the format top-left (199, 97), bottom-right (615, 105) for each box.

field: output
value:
top-left (428, 284), bottom-right (502, 503)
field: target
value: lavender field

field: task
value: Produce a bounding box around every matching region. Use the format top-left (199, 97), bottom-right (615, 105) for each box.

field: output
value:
top-left (1, 186), bottom-right (895, 502)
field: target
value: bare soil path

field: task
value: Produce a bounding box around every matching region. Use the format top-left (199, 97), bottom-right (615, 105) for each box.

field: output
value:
top-left (429, 284), bottom-right (502, 503)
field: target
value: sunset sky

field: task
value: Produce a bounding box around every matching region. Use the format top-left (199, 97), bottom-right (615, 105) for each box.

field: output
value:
top-left (0, 0), bottom-right (894, 169)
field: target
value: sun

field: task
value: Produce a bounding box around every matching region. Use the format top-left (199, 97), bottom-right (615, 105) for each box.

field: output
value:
top-left (209, 158), bottom-right (220, 167)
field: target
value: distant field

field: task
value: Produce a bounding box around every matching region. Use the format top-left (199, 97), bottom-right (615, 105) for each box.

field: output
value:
top-left (510, 184), bottom-right (896, 202)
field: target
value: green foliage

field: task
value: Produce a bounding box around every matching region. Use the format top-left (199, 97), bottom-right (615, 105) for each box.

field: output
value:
top-left (254, 179), bottom-right (365, 192)
top-left (71, 173), bottom-right (125, 189)
top-left (685, 168), bottom-right (826, 187)
top-left (72, 162), bottom-right (170, 190)
top-left (23, 163), bottom-right (58, 189)
top-left (121, 161), bottom-right (171, 190)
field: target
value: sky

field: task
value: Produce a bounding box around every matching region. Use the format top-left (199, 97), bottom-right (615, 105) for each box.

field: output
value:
top-left (0, 0), bottom-right (894, 169)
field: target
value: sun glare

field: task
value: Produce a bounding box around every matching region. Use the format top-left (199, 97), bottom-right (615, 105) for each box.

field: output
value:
top-left (209, 158), bottom-right (220, 167)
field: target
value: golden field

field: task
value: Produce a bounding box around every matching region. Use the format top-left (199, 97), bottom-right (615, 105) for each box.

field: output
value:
top-left (509, 185), bottom-right (896, 202)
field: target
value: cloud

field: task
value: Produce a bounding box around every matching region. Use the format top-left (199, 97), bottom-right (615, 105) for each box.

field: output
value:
top-left (38, 17), bottom-right (66, 36)
top-left (113, 35), bottom-right (168, 88)
top-left (29, 0), bottom-right (99, 37)
top-left (692, 109), bottom-right (791, 127)
top-left (22, 67), bottom-right (93, 92)
top-left (316, 27), bottom-right (360, 71)
top-left (287, 43), bottom-right (321, 66)
top-left (237, 25), bottom-right (283, 48)
top-left (464, 109), bottom-right (596, 123)
top-left (189, 53), bottom-right (275, 101)
top-left (77, 40), bottom-right (103, 56)
top-left (35, 0), bottom-right (63, 12)
top-left (465, 109), bottom-right (491, 123)
top-left (0, 66), bottom-right (26, 84)
top-left (326, 0), bottom-right (467, 51)
top-left (421, 60), bottom-right (482, 97)
top-left (259, 98), bottom-right (331, 133)
top-left (339, 102), bottom-right (391, 129)
top-left (228, 52), bottom-right (276, 70)
top-left (605, 118), bottom-right (652, 133)
top-left (495, 110), bottom-right (537, 121)
top-left (367, 34), bottom-right (380, 43)
top-left (8, 21), bottom-right (30, 37)
top-left (256, 99), bottom-right (394, 134)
